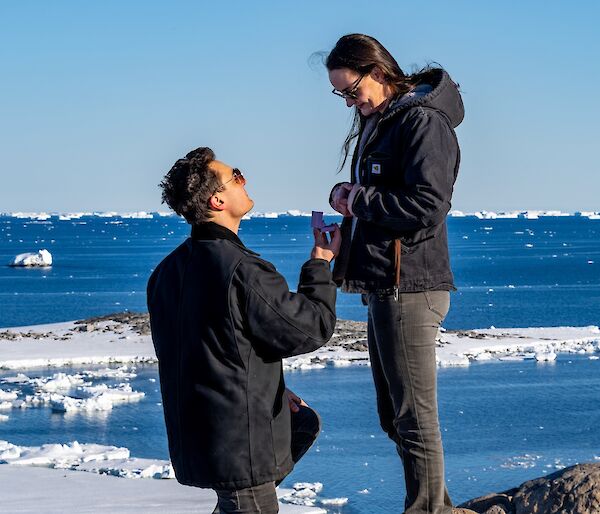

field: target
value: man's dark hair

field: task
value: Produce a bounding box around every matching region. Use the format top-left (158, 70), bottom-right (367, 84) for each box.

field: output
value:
top-left (159, 147), bottom-right (221, 224)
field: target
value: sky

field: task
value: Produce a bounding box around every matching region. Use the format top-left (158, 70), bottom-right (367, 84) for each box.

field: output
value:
top-left (1, 0), bottom-right (599, 214)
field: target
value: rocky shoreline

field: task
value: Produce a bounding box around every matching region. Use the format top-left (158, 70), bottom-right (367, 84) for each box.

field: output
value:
top-left (459, 462), bottom-right (600, 513)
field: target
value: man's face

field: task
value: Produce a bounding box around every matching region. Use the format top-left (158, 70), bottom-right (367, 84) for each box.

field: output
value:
top-left (209, 160), bottom-right (254, 218)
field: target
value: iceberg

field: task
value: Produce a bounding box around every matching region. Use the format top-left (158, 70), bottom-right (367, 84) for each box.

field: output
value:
top-left (9, 249), bottom-right (52, 267)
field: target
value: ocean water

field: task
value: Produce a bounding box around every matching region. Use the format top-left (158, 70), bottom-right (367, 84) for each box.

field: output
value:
top-left (1, 214), bottom-right (599, 512)
top-left (0, 214), bottom-right (599, 329)
top-left (2, 355), bottom-right (600, 512)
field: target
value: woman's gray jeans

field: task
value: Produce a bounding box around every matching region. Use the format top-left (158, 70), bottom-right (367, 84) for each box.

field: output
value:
top-left (367, 290), bottom-right (453, 514)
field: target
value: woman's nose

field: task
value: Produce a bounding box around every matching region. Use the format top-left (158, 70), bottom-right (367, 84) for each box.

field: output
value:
top-left (345, 98), bottom-right (355, 108)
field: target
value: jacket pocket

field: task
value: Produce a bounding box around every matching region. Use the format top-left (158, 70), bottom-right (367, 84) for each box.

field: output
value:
top-left (364, 153), bottom-right (392, 185)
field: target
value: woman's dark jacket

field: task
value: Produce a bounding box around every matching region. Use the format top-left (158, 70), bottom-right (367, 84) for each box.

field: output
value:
top-left (147, 222), bottom-right (336, 489)
top-left (333, 69), bottom-right (464, 293)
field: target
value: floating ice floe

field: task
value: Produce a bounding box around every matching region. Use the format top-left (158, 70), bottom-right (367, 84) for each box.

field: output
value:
top-left (535, 351), bottom-right (557, 362)
top-left (9, 249), bottom-right (52, 267)
top-left (0, 440), bottom-right (175, 479)
top-left (120, 212), bottom-right (153, 219)
top-left (279, 482), bottom-right (345, 508)
top-left (1, 370), bottom-right (144, 414)
top-left (0, 390), bottom-right (18, 402)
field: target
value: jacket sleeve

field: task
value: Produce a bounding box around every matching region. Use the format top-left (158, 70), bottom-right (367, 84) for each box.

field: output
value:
top-left (350, 108), bottom-right (458, 231)
top-left (233, 256), bottom-right (337, 360)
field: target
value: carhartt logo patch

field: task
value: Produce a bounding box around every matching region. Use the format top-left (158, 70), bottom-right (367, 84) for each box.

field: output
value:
top-left (371, 163), bottom-right (381, 175)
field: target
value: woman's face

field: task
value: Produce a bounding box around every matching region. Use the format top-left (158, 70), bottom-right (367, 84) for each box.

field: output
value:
top-left (329, 67), bottom-right (389, 117)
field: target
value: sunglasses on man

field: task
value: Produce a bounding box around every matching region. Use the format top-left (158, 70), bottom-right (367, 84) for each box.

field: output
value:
top-left (212, 168), bottom-right (246, 196)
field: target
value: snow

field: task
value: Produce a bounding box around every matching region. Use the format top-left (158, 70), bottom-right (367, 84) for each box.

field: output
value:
top-left (0, 461), bottom-right (325, 513)
top-left (10, 249), bottom-right (52, 267)
top-left (1, 318), bottom-right (599, 371)
top-left (0, 439), bottom-right (330, 513)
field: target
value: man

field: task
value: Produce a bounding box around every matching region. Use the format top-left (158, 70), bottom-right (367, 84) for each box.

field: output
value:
top-left (147, 147), bottom-right (340, 514)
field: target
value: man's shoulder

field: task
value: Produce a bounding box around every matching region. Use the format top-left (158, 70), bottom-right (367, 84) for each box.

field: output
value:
top-left (232, 252), bottom-right (278, 285)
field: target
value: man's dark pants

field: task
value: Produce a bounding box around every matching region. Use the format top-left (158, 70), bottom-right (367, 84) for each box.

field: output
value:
top-left (213, 404), bottom-right (321, 514)
top-left (368, 290), bottom-right (453, 514)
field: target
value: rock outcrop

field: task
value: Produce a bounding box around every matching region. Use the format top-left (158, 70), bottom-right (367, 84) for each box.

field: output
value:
top-left (459, 462), bottom-right (600, 513)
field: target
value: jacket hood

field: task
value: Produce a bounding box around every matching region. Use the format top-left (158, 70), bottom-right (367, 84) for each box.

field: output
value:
top-left (386, 68), bottom-right (464, 128)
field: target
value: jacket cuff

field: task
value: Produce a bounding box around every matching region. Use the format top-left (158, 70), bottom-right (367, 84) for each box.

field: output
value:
top-left (304, 258), bottom-right (331, 269)
top-left (346, 183), bottom-right (362, 216)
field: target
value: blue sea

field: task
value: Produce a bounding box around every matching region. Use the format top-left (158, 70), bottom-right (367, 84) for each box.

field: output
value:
top-left (1, 214), bottom-right (599, 329)
top-left (1, 214), bottom-right (599, 512)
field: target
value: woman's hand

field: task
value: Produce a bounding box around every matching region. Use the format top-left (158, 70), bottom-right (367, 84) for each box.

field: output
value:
top-left (329, 182), bottom-right (354, 217)
top-left (311, 225), bottom-right (341, 262)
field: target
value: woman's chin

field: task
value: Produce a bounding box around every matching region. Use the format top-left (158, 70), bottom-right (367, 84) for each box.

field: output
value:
top-left (358, 104), bottom-right (374, 116)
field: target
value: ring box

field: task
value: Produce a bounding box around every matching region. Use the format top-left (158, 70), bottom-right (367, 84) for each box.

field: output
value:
top-left (311, 211), bottom-right (336, 232)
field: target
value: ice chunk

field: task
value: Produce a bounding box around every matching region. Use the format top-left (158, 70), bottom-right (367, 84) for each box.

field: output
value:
top-left (0, 390), bottom-right (18, 401)
top-left (535, 351), bottom-right (557, 362)
top-left (321, 497), bottom-right (349, 506)
top-left (9, 249), bottom-right (52, 267)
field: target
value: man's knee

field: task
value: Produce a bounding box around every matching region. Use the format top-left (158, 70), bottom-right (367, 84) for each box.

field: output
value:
top-left (290, 404), bottom-right (321, 464)
top-left (292, 404), bottom-right (321, 438)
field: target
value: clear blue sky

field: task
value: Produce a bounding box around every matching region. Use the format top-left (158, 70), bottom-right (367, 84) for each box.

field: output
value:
top-left (1, 1), bottom-right (598, 213)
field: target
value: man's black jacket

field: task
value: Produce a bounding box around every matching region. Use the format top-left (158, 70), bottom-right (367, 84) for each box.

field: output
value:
top-left (147, 222), bottom-right (336, 489)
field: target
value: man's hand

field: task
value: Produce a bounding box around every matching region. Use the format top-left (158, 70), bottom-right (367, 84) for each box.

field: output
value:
top-left (329, 182), bottom-right (354, 217)
top-left (311, 225), bottom-right (341, 262)
top-left (285, 388), bottom-right (307, 413)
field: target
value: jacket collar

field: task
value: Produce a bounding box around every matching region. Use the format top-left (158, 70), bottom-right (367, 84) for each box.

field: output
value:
top-left (191, 222), bottom-right (258, 255)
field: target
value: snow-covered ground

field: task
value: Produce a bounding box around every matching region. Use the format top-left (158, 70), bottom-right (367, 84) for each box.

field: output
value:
top-left (0, 314), bottom-right (598, 371)
top-left (1, 314), bottom-right (599, 512)
top-left (0, 462), bottom-right (328, 513)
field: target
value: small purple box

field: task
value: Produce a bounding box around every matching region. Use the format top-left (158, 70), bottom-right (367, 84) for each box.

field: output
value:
top-left (311, 211), bottom-right (336, 232)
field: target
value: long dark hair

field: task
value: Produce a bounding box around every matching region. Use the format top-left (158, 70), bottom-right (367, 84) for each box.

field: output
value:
top-left (326, 34), bottom-right (416, 171)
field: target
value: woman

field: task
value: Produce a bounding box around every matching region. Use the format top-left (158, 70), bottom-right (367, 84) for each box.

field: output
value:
top-left (325, 34), bottom-right (469, 514)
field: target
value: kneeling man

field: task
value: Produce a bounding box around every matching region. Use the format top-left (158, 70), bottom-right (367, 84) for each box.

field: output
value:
top-left (147, 147), bottom-right (340, 514)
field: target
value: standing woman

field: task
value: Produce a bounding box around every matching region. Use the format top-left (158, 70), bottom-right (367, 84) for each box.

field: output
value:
top-left (325, 34), bottom-right (466, 514)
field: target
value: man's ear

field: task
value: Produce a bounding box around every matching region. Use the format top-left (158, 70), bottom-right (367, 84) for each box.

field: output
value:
top-left (208, 194), bottom-right (225, 211)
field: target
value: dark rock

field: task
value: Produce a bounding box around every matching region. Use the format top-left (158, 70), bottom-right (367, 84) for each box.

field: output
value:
top-left (75, 312), bottom-right (151, 336)
top-left (514, 463), bottom-right (600, 514)
top-left (459, 463), bottom-right (600, 514)
top-left (459, 490), bottom-right (517, 514)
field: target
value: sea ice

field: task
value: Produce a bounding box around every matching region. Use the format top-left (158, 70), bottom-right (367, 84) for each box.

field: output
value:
top-left (9, 249), bottom-right (52, 267)
top-left (320, 497), bottom-right (348, 506)
top-left (280, 482), bottom-right (341, 509)
top-left (535, 351), bottom-right (557, 362)
top-left (0, 390), bottom-right (18, 401)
